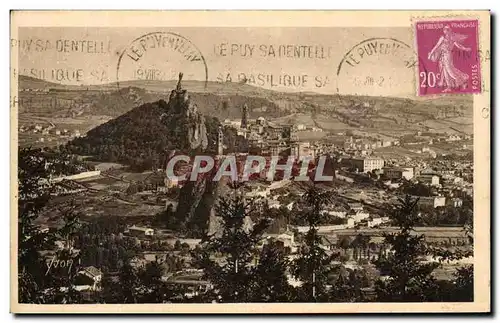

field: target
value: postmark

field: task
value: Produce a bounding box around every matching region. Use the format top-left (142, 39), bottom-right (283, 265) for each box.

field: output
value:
top-left (116, 32), bottom-right (208, 98)
top-left (336, 38), bottom-right (418, 96)
top-left (415, 19), bottom-right (481, 96)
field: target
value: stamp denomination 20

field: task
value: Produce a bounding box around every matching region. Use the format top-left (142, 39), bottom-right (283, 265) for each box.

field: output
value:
top-left (415, 19), bottom-right (481, 96)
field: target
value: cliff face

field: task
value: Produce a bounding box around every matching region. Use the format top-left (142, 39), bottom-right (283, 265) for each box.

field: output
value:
top-left (175, 169), bottom-right (225, 238)
top-left (164, 74), bottom-right (216, 237)
top-left (162, 74), bottom-right (208, 151)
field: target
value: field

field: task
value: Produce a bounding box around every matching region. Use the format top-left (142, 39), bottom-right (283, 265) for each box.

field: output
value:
top-left (34, 168), bottom-right (170, 229)
top-left (372, 146), bottom-right (427, 159)
top-left (18, 114), bottom-right (114, 148)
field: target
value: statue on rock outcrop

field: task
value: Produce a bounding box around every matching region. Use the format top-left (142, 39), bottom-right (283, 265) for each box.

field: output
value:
top-left (162, 72), bottom-right (208, 151)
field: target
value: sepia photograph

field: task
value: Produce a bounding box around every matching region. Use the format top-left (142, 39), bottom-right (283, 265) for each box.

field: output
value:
top-left (10, 10), bottom-right (491, 314)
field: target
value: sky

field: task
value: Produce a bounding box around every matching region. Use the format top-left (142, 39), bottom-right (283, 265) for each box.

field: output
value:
top-left (15, 27), bottom-right (418, 96)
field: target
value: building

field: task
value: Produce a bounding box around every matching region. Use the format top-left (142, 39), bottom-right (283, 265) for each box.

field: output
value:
top-left (76, 266), bottom-right (103, 290)
top-left (448, 197), bottom-right (463, 208)
top-left (368, 216), bottom-right (390, 228)
top-left (216, 126), bottom-right (224, 156)
top-left (351, 211), bottom-right (370, 222)
top-left (326, 210), bottom-right (347, 218)
top-left (266, 123), bottom-right (284, 139)
top-left (127, 225), bottom-right (155, 237)
top-left (417, 174), bottom-right (440, 186)
top-left (348, 157), bottom-right (384, 173)
top-left (416, 196), bottom-right (446, 208)
top-left (164, 176), bottom-right (179, 189)
top-left (241, 104), bottom-right (249, 129)
top-left (348, 203), bottom-right (364, 212)
top-left (262, 233), bottom-right (296, 253)
top-left (383, 166), bottom-right (414, 180)
top-left (51, 170), bottom-right (101, 183)
top-left (296, 141), bottom-right (315, 159)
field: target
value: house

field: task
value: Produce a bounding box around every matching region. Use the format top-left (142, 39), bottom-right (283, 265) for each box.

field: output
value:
top-left (368, 216), bottom-right (390, 228)
top-left (347, 157), bottom-right (384, 173)
top-left (268, 200), bottom-right (281, 209)
top-left (417, 174), bottom-right (440, 186)
top-left (446, 134), bottom-right (462, 142)
top-left (326, 210), bottom-right (347, 218)
top-left (348, 203), bottom-right (364, 212)
top-left (130, 256), bottom-right (148, 268)
top-left (416, 196), bottom-right (446, 208)
top-left (296, 224), bottom-right (348, 233)
top-left (262, 233), bottom-right (296, 253)
top-left (168, 238), bottom-right (202, 250)
top-left (351, 211), bottom-right (370, 223)
top-left (76, 266), bottom-right (102, 290)
top-left (319, 234), bottom-right (338, 250)
top-left (127, 225), bottom-right (154, 237)
top-left (143, 172), bottom-right (166, 191)
top-left (383, 166), bottom-right (414, 180)
top-left (448, 197), bottom-right (463, 208)
top-left (165, 177), bottom-right (179, 189)
top-left (256, 116), bottom-right (266, 126)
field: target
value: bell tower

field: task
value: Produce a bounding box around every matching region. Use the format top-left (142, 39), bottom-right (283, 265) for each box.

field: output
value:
top-left (217, 126), bottom-right (224, 156)
top-left (241, 104), bottom-right (249, 129)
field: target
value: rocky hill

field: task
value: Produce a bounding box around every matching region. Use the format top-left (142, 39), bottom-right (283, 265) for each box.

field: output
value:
top-left (65, 75), bottom-right (246, 171)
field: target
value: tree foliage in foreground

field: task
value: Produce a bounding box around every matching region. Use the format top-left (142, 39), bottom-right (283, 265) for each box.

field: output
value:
top-left (193, 193), bottom-right (296, 302)
top-left (375, 195), bottom-right (441, 302)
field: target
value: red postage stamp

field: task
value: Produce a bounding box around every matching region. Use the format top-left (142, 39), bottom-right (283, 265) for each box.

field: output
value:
top-left (415, 19), bottom-right (481, 96)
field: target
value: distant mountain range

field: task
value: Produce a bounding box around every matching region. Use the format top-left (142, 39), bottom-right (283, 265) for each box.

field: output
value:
top-left (18, 75), bottom-right (473, 135)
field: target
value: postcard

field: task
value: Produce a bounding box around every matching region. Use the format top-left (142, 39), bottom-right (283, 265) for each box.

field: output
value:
top-left (10, 10), bottom-right (491, 314)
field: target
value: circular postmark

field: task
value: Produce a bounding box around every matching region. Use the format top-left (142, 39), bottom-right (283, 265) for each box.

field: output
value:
top-left (116, 32), bottom-right (208, 103)
top-left (336, 38), bottom-right (420, 96)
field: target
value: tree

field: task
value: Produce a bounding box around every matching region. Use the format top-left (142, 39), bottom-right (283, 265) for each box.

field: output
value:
top-left (174, 240), bottom-right (182, 250)
top-left (375, 195), bottom-right (440, 302)
top-left (291, 186), bottom-right (339, 302)
top-left (115, 262), bottom-right (141, 303)
top-left (328, 266), bottom-right (365, 302)
top-left (250, 241), bottom-right (297, 302)
top-left (18, 148), bottom-right (82, 304)
top-left (193, 194), bottom-right (271, 303)
top-left (338, 236), bottom-right (352, 257)
top-left (100, 270), bottom-right (121, 303)
top-left (42, 205), bottom-right (83, 304)
top-left (137, 261), bottom-right (181, 303)
top-left (452, 265), bottom-right (473, 302)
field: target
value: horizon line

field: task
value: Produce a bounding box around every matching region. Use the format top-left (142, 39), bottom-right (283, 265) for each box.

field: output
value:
top-left (18, 74), bottom-right (423, 100)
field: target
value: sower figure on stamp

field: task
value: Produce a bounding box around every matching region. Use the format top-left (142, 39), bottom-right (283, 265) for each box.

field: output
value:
top-left (428, 25), bottom-right (472, 92)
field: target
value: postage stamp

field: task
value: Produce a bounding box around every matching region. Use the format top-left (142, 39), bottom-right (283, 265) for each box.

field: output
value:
top-left (415, 19), bottom-right (481, 96)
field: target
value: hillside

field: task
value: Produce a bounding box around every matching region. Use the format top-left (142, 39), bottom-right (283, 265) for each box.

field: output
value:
top-left (65, 99), bottom-right (246, 171)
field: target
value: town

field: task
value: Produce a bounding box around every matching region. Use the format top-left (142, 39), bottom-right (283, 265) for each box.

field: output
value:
top-left (19, 74), bottom-right (474, 304)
